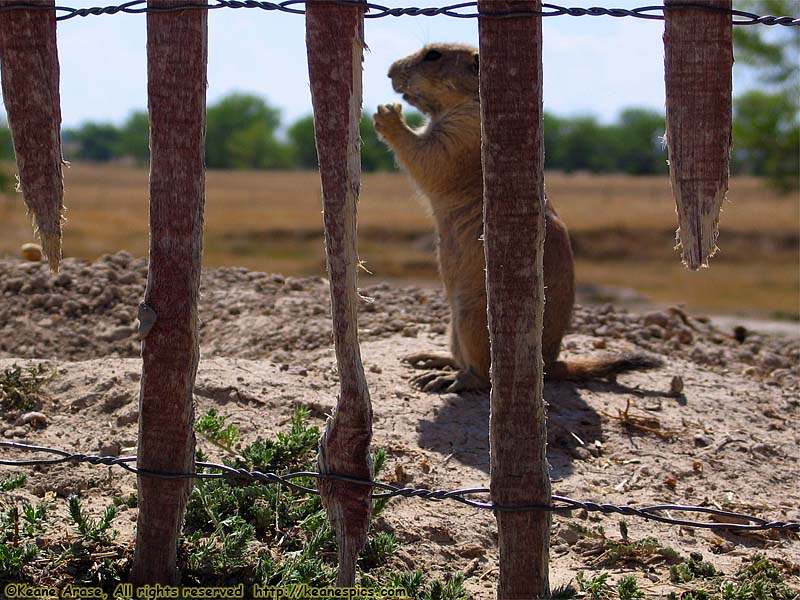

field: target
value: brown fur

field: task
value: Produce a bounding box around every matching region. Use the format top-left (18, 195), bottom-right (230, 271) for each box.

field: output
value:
top-left (374, 44), bottom-right (661, 392)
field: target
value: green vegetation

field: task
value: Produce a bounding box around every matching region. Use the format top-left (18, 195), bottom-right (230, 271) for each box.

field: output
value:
top-left (0, 363), bottom-right (50, 413)
top-left (664, 554), bottom-right (797, 600)
top-left (0, 408), bottom-right (467, 596)
top-left (67, 495), bottom-right (117, 546)
top-left (617, 576), bottom-right (645, 600)
top-left (670, 553), bottom-right (718, 584)
top-left (566, 521), bottom-right (682, 567)
top-left (0, 473), bottom-right (27, 493)
top-left (732, 0), bottom-right (799, 192)
top-left (184, 406), bottom-right (467, 596)
top-left (577, 571), bottom-right (613, 599)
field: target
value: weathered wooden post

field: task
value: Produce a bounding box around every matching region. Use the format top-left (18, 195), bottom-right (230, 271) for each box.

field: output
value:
top-left (664, 0), bottom-right (733, 270)
top-left (0, 0), bottom-right (64, 272)
top-left (478, 1), bottom-right (551, 597)
top-left (130, 0), bottom-right (207, 585)
top-left (306, 0), bottom-right (373, 587)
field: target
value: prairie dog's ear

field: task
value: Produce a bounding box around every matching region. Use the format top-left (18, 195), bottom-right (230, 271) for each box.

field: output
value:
top-left (472, 51), bottom-right (479, 73)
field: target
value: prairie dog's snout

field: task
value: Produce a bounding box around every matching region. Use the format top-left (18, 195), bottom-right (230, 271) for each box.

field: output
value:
top-left (385, 44), bottom-right (479, 116)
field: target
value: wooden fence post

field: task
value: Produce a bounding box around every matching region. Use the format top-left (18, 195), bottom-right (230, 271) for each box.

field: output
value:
top-left (664, 0), bottom-right (733, 270)
top-left (130, 1), bottom-right (207, 585)
top-left (478, 1), bottom-right (550, 597)
top-left (305, 0), bottom-right (373, 587)
top-left (0, 0), bottom-right (64, 272)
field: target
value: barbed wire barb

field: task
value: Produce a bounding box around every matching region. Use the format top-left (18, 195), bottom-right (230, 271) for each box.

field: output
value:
top-left (0, 1), bottom-right (796, 24)
top-left (1, 440), bottom-right (798, 533)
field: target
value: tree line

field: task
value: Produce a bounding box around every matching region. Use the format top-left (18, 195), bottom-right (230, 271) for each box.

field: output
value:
top-left (0, 89), bottom-right (794, 192)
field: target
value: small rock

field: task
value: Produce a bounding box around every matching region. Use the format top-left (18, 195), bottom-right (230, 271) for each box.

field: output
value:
top-left (456, 543), bottom-right (485, 559)
top-left (16, 412), bottom-right (48, 428)
top-left (53, 272), bottom-right (72, 287)
top-left (116, 405), bottom-right (139, 427)
top-left (3, 278), bottom-right (24, 293)
top-left (20, 243), bottom-right (42, 262)
top-left (99, 441), bottom-right (122, 457)
top-left (558, 527), bottom-right (580, 545)
top-left (693, 434), bottom-right (712, 448)
top-left (670, 376), bottom-right (684, 395)
top-left (572, 447), bottom-right (592, 461)
top-left (102, 392), bottom-right (132, 413)
top-left (643, 311), bottom-right (670, 328)
top-left (761, 353), bottom-right (787, 370)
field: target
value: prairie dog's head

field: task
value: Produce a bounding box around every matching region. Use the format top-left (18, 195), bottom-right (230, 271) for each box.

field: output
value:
top-left (387, 44), bottom-right (479, 116)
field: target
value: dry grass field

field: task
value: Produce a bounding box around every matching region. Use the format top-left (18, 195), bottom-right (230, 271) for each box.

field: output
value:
top-left (1, 163), bottom-right (797, 319)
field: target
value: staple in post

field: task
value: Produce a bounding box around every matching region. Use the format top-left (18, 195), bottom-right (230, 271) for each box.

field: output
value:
top-left (663, 0), bottom-right (733, 270)
top-left (0, 0), bottom-right (64, 272)
top-left (130, 0), bottom-right (208, 586)
top-left (305, 0), bottom-right (373, 587)
top-left (477, 0), bottom-right (551, 597)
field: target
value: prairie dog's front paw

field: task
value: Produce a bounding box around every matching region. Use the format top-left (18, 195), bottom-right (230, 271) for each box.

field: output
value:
top-left (373, 103), bottom-right (406, 139)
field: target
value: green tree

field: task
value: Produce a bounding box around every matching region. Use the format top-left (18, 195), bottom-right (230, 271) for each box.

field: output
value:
top-left (732, 0), bottom-right (799, 192)
top-left (118, 110), bottom-right (150, 165)
top-left (0, 123), bottom-right (13, 161)
top-left (286, 115), bottom-right (317, 169)
top-left (205, 93), bottom-right (285, 169)
top-left (63, 122), bottom-right (121, 161)
top-left (613, 108), bottom-right (668, 175)
top-left (360, 115), bottom-right (396, 172)
top-left (552, 116), bottom-right (617, 173)
top-left (734, 0), bottom-right (799, 89)
top-left (733, 90), bottom-right (799, 191)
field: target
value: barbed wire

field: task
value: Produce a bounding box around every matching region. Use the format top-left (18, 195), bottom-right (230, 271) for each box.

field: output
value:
top-left (0, 1), bottom-right (796, 25)
top-left (1, 441), bottom-right (798, 533)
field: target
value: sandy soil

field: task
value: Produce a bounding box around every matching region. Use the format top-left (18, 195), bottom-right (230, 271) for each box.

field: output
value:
top-left (1, 252), bottom-right (798, 597)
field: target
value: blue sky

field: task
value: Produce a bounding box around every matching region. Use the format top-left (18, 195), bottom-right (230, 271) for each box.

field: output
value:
top-left (19, 1), bottom-right (762, 129)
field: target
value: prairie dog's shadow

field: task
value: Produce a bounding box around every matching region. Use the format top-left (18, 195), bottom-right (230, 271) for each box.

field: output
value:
top-left (416, 382), bottom-right (601, 478)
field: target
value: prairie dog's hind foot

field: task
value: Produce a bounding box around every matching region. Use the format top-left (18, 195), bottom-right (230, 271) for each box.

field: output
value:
top-left (410, 367), bottom-right (488, 394)
top-left (403, 352), bottom-right (460, 371)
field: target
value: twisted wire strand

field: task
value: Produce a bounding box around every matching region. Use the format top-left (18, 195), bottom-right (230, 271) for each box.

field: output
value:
top-left (0, 1), bottom-right (796, 25)
top-left (2, 441), bottom-right (798, 532)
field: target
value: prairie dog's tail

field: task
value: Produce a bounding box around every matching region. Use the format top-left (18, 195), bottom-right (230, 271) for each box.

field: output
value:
top-left (545, 353), bottom-right (663, 381)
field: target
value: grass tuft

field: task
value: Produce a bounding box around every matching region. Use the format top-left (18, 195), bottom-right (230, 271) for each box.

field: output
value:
top-left (0, 363), bottom-right (49, 413)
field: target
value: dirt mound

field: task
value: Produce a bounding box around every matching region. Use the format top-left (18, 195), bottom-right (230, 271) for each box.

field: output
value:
top-left (1, 252), bottom-right (797, 386)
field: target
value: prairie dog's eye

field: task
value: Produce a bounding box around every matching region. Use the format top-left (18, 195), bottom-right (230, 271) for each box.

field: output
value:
top-left (423, 49), bottom-right (443, 61)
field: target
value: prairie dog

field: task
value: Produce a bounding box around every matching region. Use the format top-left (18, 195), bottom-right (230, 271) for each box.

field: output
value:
top-left (374, 44), bottom-right (660, 392)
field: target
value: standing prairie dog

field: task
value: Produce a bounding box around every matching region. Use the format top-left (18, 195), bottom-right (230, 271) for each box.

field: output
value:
top-left (374, 44), bottom-right (660, 392)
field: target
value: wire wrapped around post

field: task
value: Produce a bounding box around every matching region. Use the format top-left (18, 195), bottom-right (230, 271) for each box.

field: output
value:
top-left (306, 0), bottom-right (373, 588)
top-left (664, 0), bottom-right (733, 270)
top-left (478, 0), bottom-right (551, 597)
top-left (0, 0), bottom-right (64, 272)
top-left (130, 0), bottom-right (207, 586)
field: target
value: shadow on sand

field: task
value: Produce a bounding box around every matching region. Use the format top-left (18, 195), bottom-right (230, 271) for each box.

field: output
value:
top-left (416, 381), bottom-right (606, 480)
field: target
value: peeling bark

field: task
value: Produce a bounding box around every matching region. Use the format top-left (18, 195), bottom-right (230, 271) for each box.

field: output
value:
top-left (0, 0), bottom-right (64, 272)
top-left (130, 1), bottom-right (207, 586)
top-left (306, 0), bottom-right (372, 587)
top-left (478, 1), bottom-right (550, 598)
top-left (664, 0), bottom-right (733, 270)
